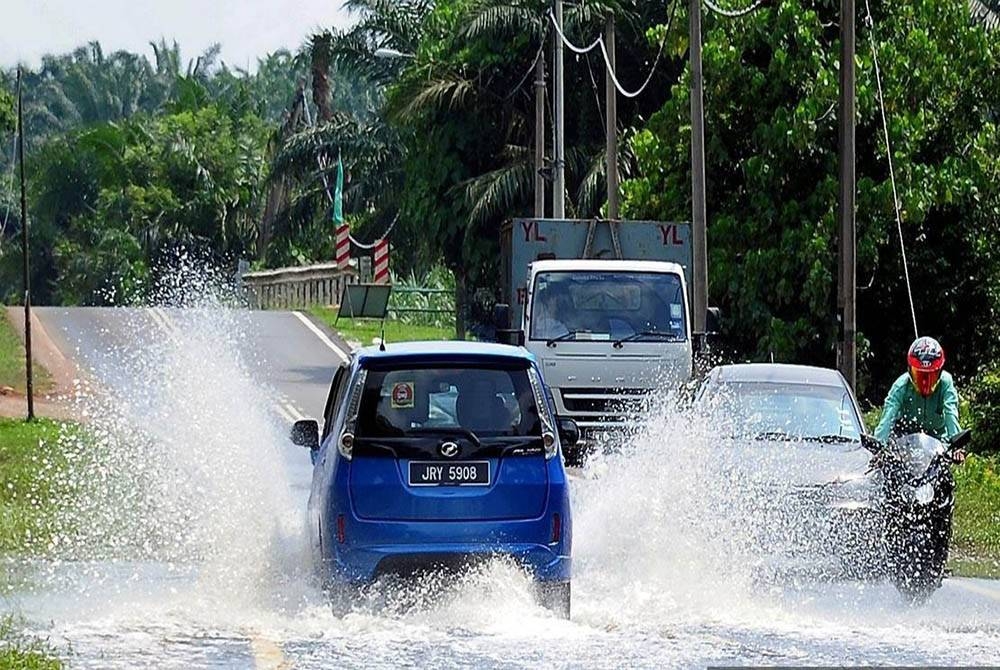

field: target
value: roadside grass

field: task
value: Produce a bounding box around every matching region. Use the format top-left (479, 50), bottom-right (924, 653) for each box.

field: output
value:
top-left (0, 615), bottom-right (61, 670)
top-left (309, 308), bottom-right (456, 347)
top-left (0, 313), bottom-right (52, 394)
top-left (952, 454), bottom-right (1000, 577)
top-left (0, 418), bottom-right (69, 555)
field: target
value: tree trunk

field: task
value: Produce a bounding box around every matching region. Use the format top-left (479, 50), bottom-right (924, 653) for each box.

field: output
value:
top-left (455, 267), bottom-right (467, 340)
top-left (310, 35), bottom-right (333, 122)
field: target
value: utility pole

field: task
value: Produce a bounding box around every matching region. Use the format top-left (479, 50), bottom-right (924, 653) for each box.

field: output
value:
top-left (553, 0), bottom-right (566, 219)
top-left (838, 0), bottom-right (857, 389)
top-left (16, 68), bottom-right (34, 421)
top-left (689, 0), bottom-right (709, 340)
top-left (535, 57), bottom-right (546, 218)
top-left (605, 15), bottom-right (619, 221)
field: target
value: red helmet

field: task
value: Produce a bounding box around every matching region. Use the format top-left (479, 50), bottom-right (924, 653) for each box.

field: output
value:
top-left (907, 337), bottom-right (945, 397)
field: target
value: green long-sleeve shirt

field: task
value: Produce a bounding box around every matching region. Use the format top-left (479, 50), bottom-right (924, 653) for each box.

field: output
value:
top-left (873, 370), bottom-right (961, 443)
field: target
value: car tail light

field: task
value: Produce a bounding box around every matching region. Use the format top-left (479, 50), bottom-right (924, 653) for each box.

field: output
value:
top-left (338, 432), bottom-right (354, 459)
top-left (336, 514), bottom-right (346, 543)
top-left (551, 513), bottom-right (561, 544)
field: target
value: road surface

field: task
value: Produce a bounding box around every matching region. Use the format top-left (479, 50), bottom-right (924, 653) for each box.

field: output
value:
top-left (4, 306), bottom-right (1000, 669)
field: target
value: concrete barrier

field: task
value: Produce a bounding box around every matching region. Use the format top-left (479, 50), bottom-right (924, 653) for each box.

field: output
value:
top-left (241, 262), bottom-right (359, 310)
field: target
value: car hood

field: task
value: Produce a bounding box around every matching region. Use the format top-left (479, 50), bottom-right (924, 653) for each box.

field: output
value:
top-left (718, 436), bottom-right (874, 488)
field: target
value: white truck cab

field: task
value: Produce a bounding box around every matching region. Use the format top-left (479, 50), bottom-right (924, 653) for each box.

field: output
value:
top-left (522, 259), bottom-right (692, 441)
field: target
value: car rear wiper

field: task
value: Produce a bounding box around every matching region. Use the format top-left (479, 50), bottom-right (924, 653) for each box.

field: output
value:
top-left (613, 330), bottom-right (682, 348)
top-left (407, 426), bottom-right (482, 446)
top-left (546, 330), bottom-right (583, 347)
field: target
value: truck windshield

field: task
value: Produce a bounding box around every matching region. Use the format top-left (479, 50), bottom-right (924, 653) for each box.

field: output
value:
top-left (529, 271), bottom-right (687, 342)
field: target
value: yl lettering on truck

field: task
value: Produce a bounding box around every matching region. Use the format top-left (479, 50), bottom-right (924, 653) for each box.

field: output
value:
top-left (391, 382), bottom-right (415, 408)
top-left (659, 224), bottom-right (683, 246)
top-left (520, 219), bottom-right (547, 242)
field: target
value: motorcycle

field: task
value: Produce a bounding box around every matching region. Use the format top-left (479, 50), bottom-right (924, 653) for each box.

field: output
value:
top-left (861, 428), bottom-right (971, 602)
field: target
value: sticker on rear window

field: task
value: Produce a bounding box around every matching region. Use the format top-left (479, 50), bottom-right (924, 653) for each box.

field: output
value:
top-left (391, 382), bottom-right (415, 408)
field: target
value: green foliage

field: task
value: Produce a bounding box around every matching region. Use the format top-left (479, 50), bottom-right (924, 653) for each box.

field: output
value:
top-left (389, 266), bottom-right (457, 329)
top-left (622, 0), bottom-right (1000, 398)
top-left (0, 86), bottom-right (13, 134)
top-left (964, 368), bottom-right (1000, 454)
top-left (0, 615), bottom-right (62, 670)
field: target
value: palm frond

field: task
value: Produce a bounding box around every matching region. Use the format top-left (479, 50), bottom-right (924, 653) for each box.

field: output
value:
top-left (970, 0), bottom-right (1000, 30)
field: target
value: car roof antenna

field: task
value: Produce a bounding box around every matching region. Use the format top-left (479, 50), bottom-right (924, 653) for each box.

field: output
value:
top-left (379, 317), bottom-right (387, 351)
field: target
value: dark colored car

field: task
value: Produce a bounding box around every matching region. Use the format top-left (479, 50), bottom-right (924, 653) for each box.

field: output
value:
top-left (696, 363), bottom-right (883, 578)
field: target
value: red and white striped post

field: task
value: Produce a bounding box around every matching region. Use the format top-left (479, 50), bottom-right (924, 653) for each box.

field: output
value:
top-left (373, 239), bottom-right (390, 284)
top-left (335, 224), bottom-right (351, 270)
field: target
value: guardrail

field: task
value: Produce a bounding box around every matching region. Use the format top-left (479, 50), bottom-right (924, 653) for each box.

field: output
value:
top-left (241, 262), bottom-right (359, 310)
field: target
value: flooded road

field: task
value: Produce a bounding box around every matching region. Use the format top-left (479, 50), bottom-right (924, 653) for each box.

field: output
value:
top-left (5, 297), bottom-right (1000, 668)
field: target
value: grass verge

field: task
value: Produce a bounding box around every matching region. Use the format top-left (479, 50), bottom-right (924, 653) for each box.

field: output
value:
top-left (309, 308), bottom-right (456, 347)
top-left (0, 312), bottom-right (52, 394)
top-left (0, 615), bottom-right (61, 670)
top-left (951, 454), bottom-right (1000, 577)
top-left (0, 418), bottom-right (69, 554)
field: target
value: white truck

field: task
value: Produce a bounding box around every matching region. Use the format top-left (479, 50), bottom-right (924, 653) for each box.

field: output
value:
top-left (496, 218), bottom-right (714, 461)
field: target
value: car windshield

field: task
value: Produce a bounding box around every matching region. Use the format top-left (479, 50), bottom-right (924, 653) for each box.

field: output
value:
top-left (356, 364), bottom-right (543, 438)
top-left (529, 271), bottom-right (686, 342)
top-left (701, 382), bottom-right (863, 441)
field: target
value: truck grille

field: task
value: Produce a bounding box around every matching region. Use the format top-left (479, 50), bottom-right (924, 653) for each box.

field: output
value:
top-left (558, 387), bottom-right (647, 417)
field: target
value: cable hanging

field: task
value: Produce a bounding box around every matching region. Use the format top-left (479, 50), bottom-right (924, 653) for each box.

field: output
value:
top-left (548, 8), bottom-right (671, 100)
top-left (864, 0), bottom-right (919, 339)
top-left (703, 0), bottom-right (767, 19)
top-left (300, 93), bottom-right (397, 248)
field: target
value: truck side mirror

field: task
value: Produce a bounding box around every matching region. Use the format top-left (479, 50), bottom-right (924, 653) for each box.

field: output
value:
top-left (706, 307), bottom-right (722, 335)
top-left (494, 303), bottom-right (512, 330)
top-left (494, 303), bottom-right (524, 346)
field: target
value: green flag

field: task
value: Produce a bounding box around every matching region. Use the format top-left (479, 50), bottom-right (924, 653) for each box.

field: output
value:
top-left (333, 152), bottom-right (344, 225)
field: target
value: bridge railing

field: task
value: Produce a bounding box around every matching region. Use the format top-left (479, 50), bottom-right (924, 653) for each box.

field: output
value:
top-left (241, 262), bottom-right (359, 310)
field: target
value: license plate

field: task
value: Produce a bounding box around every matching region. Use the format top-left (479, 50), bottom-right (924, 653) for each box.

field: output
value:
top-left (408, 461), bottom-right (490, 487)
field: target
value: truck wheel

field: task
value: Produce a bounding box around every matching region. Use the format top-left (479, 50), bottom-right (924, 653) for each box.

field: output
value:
top-left (537, 581), bottom-right (571, 619)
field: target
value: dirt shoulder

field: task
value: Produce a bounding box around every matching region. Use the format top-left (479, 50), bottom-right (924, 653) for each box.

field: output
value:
top-left (1, 307), bottom-right (81, 420)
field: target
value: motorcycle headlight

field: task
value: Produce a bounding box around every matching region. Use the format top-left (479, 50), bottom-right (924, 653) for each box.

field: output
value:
top-left (910, 482), bottom-right (935, 505)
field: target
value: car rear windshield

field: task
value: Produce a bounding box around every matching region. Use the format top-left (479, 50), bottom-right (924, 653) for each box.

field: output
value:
top-left (356, 363), bottom-right (543, 438)
top-left (701, 382), bottom-right (863, 440)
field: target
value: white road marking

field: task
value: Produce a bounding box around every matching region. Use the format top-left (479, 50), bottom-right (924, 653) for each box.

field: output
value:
top-left (950, 578), bottom-right (1000, 602)
top-left (249, 635), bottom-right (290, 669)
top-left (292, 311), bottom-right (349, 363)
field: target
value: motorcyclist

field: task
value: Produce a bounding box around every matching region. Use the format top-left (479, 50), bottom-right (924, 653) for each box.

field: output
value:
top-left (873, 337), bottom-right (964, 461)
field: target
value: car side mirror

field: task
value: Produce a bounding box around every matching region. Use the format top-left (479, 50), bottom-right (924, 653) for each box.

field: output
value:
top-left (557, 418), bottom-right (580, 447)
top-left (291, 419), bottom-right (320, 450)
top-left (949, 428), bottom-right (972, 451)
top-left (861, 433), bottom-right (883, 454)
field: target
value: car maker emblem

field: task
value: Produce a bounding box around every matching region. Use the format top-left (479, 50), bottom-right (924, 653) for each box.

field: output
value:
top-left (439, 441), bottom-right (460, 458)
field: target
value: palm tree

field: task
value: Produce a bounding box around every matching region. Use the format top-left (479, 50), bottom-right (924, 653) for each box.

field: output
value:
top-left (970, 0), bottom-right (1000, 30)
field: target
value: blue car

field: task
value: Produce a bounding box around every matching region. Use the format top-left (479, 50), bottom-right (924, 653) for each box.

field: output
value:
top-left (290, 341), bottom-right (578, 617)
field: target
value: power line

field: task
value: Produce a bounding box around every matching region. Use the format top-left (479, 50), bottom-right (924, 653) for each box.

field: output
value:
top-left (547, 7), bottom-right (673, 100)
top-left (864, 0), bottom-right (918, 339)
top-left (703, 0), bottom-right (767, 18)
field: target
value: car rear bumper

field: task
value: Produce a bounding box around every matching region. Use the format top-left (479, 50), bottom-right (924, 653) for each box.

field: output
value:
top-left (320, 515), bottom-right (571, 584)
